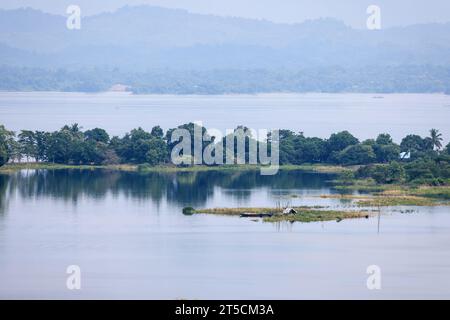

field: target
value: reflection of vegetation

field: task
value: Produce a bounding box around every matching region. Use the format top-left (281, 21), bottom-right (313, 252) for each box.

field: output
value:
top-left (0, 169), bottom-right (333, 207)
top-left (0, 174), bottom-right (10, 214)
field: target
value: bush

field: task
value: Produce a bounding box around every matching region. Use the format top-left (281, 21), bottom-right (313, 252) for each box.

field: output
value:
top-left (404, 157), bottom-right (450, 184)
top-left (357, 162), bottom-right (405, 184)
top-left (374, 144), bottom-right (400, 163)
top-left (182, 207), bottom-right (195, 215)
top-left (338, 170), bottom-right (355, 185)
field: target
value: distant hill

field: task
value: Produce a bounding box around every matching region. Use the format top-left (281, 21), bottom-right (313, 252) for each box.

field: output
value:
top-left (1, 6), bottom-right (450, 93)
top-left (1, 6), bottom-right (450, 69)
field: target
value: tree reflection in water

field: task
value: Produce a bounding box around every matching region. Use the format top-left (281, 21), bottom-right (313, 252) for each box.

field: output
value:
top-left (0, 169), bottom-right (334, 210)
top-left (0, 174), bottom-right (10, 215)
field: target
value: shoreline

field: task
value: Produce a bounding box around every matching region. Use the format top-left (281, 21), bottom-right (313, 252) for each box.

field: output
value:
top-left (0, 163), bottom-right (349, 174)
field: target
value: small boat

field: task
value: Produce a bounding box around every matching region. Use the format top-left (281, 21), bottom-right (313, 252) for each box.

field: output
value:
top-left (240, 213), bottom-right (273, 218)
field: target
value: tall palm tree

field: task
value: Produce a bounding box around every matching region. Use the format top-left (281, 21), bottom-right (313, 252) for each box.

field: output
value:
top-left (430, 128), bottom-right (443, 151)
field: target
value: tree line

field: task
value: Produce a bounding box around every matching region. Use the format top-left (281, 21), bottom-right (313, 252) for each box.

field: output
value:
top-left (1, 123), bottom-right (449, 184)
top-left (2, 66), bottom-right (450, 94)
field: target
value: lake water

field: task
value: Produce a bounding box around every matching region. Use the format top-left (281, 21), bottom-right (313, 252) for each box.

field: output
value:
top-left (1, 92), bottom-right (450, 143)
top-left (1, 92), bottom-right (450, 299)
top-left (0, 169), bottom-right (449, 299)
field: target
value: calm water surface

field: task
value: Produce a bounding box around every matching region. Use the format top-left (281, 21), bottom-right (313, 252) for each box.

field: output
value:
top-left (0, 169), bottom-right (449, 299)
top-left (1, 92), bottom-right (450, 142)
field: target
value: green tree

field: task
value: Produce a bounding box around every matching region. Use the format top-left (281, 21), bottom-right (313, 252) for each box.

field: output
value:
top-left (336, 144), bottom-right (376, 165)
top-left (0, 141), bottom-right (8, 166)
top-left (374, 144), bottom-right (401, 163)
top-left (46, 130), bottom-right (73, 163)
top-left (145, 137), bottom-right (168, 165)
top-left (34, 131), bottom-right (50, 162)
top-left (372, 134), bottom-right (400, 163)
top-left (18, 130), bottom-right (37, 162)
top-left (369, 162), bottom-right (405, 184)
top-left (296, 136), bottom-right (327, 163)
top-left (445, 142), bottom-right (450, 155)
top-left (114, 127), bottom-right (168, 165)
top-left (404, 160), bottom-right (436, 182)
top-left (0, 125), bottom-right (15, 166)
top-left (278, 130), bottom-right (298, 165)
top-left (400, 134), bottom-right (424, 153)
top-left (85, 128), bottom-right (110, 144)
top-left (326, 131), bottom-right (359, 162)
top-left (429, 128), bottom-right (443, 151)
top-left (327, 131), bottom-right (359, 152)
top-left (151, 126), bottom-right (164, 139)
top-left (376, 133), bottom-right (393, 145)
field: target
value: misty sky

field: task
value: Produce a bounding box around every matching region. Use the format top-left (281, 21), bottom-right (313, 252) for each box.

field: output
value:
top-left (1, 0), bottom-right (450, 28)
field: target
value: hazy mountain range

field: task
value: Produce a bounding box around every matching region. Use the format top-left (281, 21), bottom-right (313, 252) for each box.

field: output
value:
top-left (1, 6), bottom-right (450, 93)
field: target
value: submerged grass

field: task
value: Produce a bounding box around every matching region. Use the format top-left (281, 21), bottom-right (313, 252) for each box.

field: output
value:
top-left (332, 179), bottom-right (396, 192)
top-left (317, 194), bottom-right (373, 200)
top-left (317, 189), bottom-right (449, 207)
top-left (263, 210), bottom-right (370, 223)
top-left (332, 177), bottom-right (450, 204)
top-left (358, 186), bottom-right (450, 206)
top-left (409, 186), bottom-right (450, 200)
top-left (193, 207), bottom-right (282, 216)
top-left (356, 196), bottom-right (441, 207)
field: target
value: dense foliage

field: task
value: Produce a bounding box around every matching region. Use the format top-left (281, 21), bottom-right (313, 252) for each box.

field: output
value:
top-left (1, 66), bottom-right (450, 94)
top-left (1, 123), bottom-right (449, 185)
top-left (0, 125), bottom-right (15, 167)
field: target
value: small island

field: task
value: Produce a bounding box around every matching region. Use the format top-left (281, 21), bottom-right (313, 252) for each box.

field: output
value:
top-left (185, 206), bottom-right (372, 223)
